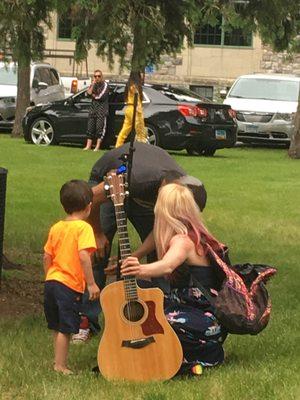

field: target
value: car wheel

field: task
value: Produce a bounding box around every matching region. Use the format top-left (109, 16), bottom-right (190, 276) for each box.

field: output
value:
top-left (30, 118), bottom-right (56, 146)
top-left (202, 148), bottom-right (216, 157)
top-left (145, 125), bottom-right (159, 146)
top-left (186, 145), bottom-right (202, 156)
top-left (186, 145), bottom-right (216, 156)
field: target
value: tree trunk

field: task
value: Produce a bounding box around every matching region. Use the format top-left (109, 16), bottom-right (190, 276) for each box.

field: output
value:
top-left (131, 18), bottom-right (146, 73)
top-left (11, 58), bottom-right (30, 138)
top-left (288, 89), bottom-right (300, 159)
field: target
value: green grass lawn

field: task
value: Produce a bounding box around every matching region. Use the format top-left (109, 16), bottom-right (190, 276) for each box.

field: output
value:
top-left (0, 135), bottom-right (300, 399)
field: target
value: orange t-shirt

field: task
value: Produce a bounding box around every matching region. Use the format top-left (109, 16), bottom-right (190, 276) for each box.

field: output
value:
top-left (44, 220), bottom-right (97, 293)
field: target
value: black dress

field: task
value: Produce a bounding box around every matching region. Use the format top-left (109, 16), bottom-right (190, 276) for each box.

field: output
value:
top-left (164, 262), bottom-right (227, 369)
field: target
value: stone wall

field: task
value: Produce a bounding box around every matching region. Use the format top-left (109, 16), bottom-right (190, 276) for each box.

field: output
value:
top-left (139, 55), bottom-right (234, 101)
top-left (260, 46), bottom-right (300, 75)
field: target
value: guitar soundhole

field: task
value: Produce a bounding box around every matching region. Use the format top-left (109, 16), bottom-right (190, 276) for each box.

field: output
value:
top-left (123, 301), bottom-right (145, 322)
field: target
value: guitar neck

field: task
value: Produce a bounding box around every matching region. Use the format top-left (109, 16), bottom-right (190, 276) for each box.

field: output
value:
top-left (114, 204), bottom-right (138, 300)
top-left (115, 205), bottom-right (131, 260)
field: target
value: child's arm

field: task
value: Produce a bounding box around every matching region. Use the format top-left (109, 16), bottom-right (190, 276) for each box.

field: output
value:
top-left (79, 249), bottom-right (100, 300)
top-left (43, 252), bottom-right (52, 276)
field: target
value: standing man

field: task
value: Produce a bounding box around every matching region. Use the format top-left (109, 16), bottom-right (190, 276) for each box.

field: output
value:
top-left (83, 70), bottom-right (109, 151)
top-left (71, 142), bottom-right (207, 342)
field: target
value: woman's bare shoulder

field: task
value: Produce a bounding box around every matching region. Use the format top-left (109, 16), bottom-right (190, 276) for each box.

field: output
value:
top-left (169, 234), bottom-right (194, 250)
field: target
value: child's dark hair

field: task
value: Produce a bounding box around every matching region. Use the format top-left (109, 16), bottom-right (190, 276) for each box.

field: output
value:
top-left (60, 180), bottom-right (93, 214)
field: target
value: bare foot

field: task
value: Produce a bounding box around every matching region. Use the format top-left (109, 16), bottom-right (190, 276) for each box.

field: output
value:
top-left (54, 366), bottom-right (74, 375)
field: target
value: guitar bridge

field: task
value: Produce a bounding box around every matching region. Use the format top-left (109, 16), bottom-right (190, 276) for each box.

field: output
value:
top-left (122, 336), bottom-right (155, 349)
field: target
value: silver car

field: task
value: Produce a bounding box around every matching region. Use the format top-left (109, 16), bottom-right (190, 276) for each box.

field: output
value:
top-left (0, 62), bottom-right (65, 129)
top-left (223, 74), bottom-right (300, 146)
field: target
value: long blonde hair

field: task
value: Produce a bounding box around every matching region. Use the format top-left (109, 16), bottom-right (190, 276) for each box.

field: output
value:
top-left (154, 183), bottom-right (222, 259)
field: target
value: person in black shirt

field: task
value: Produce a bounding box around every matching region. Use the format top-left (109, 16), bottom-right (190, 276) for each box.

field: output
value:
top-left (72, 142), bottom-right (207, 342)
top-left (88, 143), bottom-right (207, 263)
top-left (83, 70), bottom-right (109, 152)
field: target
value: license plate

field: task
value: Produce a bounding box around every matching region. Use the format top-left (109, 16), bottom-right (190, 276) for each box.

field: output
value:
top-left (245, 124), bottom-right (259, 133)
top-left (215, 129), bottom-right (226, 140)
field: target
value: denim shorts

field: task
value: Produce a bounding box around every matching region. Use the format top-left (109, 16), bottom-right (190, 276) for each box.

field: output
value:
top-left (44, 280), bottom-right (82, 334)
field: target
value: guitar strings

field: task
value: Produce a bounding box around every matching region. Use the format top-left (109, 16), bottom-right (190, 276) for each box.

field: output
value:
top-left (113, 175), bottom-right (140, 341)
top-left (117, 205), bottom-right (136, 340)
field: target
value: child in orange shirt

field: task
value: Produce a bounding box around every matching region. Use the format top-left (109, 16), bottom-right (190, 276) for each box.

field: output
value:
top-left (43, 180), bottom-right (100, 374)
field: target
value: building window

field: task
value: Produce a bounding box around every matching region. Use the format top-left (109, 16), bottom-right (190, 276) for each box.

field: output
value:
top-left (190, 85), bottom-right (214, 100)
top-left (194, 16), bottom-right (252, 47)
top-left (224, 28), bottom-right (252, 46)
top-left (58, 14), bottom-right (73, 39)
top-left (194, 16), bottom-right (222, 46)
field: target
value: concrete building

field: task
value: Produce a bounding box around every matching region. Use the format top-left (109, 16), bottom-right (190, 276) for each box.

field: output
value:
top-left (43, 12), bottom-right (300, 101)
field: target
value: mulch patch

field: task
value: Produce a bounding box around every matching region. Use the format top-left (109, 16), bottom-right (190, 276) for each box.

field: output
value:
top-left (0, 261), bottom-right (44, 319)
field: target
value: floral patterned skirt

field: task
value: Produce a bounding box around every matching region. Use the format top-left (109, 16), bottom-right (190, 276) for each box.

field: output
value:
top-left (164, 287), bottom-right (227, 370)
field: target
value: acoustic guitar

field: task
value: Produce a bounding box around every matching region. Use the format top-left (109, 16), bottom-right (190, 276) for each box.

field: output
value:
top-left (97, 171), bottom-right (183, 382)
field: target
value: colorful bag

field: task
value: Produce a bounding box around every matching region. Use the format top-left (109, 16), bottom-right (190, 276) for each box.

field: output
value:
top-left (194, 244), bottom-right (277, 335)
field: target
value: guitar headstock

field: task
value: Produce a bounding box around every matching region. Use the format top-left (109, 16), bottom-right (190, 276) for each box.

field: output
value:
top-left (104, 170), bottom-right (128, 206)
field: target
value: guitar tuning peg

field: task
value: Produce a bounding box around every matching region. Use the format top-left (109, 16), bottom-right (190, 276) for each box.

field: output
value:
top-left (125, 191), bottom-right (129, 196)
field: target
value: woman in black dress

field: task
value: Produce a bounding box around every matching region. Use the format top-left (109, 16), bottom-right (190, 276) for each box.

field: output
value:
top-left (121, 183), bottom-right (228, 375)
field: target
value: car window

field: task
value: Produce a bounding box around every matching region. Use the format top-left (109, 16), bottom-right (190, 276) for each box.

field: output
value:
top-left (152, 86), bottom-right (212, 103)
top-left (110, 85), bottom-right (125, 103)
top-left (32, 69), bottom-right (41, 89)
top-left (229, 78), bottom-right (300, 102)
top-left (106, 84), bottom-right (115, 101)
top-left (141, 91), bottom-right (149, 102)
top-left (50, 69), bottom-right (60, 86)
top-left (0, 65), bottom-right (18, 85)
top-left (109, 84), bottom-right (149, 103)
top-left (33, 68), bottom-right (41, 82)
top-left (36, 67), bottom-right (52, 86)
top-left (73, 90), bottom-right (92, 104)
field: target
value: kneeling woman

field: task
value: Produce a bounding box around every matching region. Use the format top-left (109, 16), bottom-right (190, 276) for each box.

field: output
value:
top-left (121, 183), bottom-right (228, 373)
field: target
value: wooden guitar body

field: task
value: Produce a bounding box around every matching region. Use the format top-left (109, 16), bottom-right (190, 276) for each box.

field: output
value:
top-left (98, 280), bottom-right (183, 382)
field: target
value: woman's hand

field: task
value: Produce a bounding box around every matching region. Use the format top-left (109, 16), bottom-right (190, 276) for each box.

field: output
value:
top-left (121, 256), bottom-right (143, 277)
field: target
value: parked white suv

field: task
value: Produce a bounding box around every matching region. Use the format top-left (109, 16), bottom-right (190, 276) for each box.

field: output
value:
top-left (0, 62), bottom-right (65, 129)
top-left (223, 74), bottom-right (300, 145)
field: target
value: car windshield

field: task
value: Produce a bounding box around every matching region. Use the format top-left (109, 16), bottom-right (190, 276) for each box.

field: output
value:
top-left (229, 78), bottom-right (300, 102)
top-left (153, 86), bottom-right (211, 103)
top-left (0, 65), bottom-right (18, 85)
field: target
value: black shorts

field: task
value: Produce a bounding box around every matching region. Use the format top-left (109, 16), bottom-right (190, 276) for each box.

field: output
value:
top-left (44, 280), bottom-right (82, 334)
